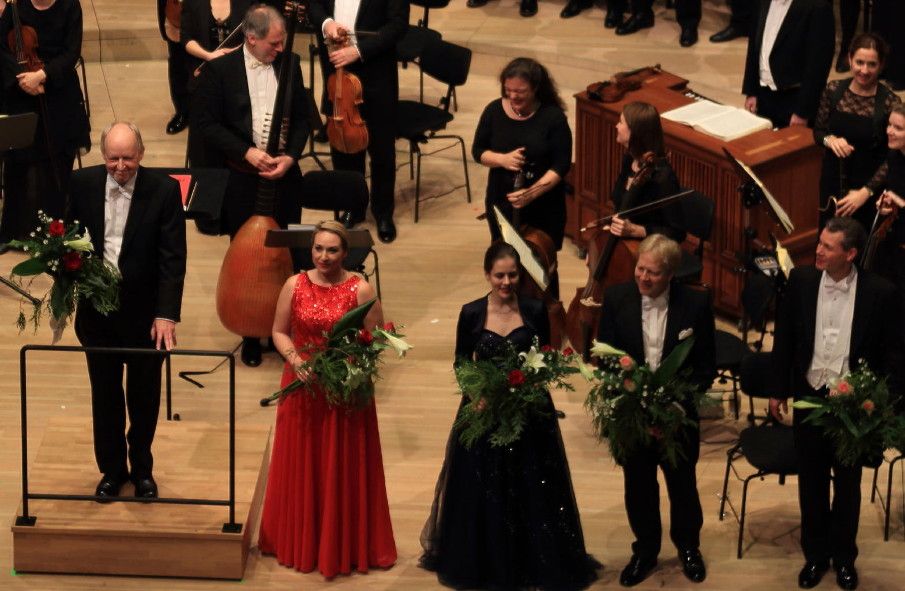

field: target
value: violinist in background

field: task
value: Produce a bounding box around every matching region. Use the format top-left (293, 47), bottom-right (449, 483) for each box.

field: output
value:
top-left (192, 3), bottom-right (309, 366)
top-left (473, 57), bottom-right (572, 298)
top-left (0, 0), bottom-right (89, 251)
top-left (814, 33), bottom-right (902, 232)
top-left (607, 101), bottom-right (685, 244)
top-left (309, 0), bottom-right (408, 243)
top-left (873, 105), bottom-right (905, 309)
top-left (157, 0), bottom-right (190, 135)
top-left (180, 0), bottom-right (250, 165)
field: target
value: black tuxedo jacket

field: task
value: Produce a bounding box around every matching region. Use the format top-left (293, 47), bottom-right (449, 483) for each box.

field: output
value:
top-left (771, 265), bottom-right (904, 402)
top-left (192, 46), bottom-right (309, 166)
top-left (597, 282), bottom-right (717, 409)
top-left (68, 165), bottom-right (187, 333)
top-left (742, 0), bottom-right (834, 120)
top-left (454, 296), bottom-right (550, 363)
top-left (308, 0), bottom-right (408, 102)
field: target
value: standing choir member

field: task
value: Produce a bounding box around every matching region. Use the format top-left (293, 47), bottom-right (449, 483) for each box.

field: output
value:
top-left (769, 216), bottom-right (903, 591)
top-left (596, 234), bottom-right (715, 587)
top-left (814, 33), bottom-right (902, 231)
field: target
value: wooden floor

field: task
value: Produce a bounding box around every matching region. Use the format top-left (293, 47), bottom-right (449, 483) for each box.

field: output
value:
top-left (1, 1), bottom-right (904, 589)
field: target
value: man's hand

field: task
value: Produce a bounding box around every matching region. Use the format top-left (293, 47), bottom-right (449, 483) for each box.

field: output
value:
top-left (245, 147), bottom-right (277, 172)
top-left (17, 70), bottom-right (46, 95)
top-left (259, 155), bottom-right (295, 180)
top-left (744, 96), bottom-right (757, 114)
top-left (328, 45), bottom-right (361, 68)
top-left (323, 21), bottom-right (346, 43)
top-left (151, 319), bottom-right (177, 351)
top-left (789, 113), bottom-right (808, 127)
top-left (835, 188), bottom-right (870, 217)
top-left (769, 397), bottom-right (788, 422)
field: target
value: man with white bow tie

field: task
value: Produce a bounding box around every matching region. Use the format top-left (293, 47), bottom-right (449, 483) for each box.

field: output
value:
top-left (596, 234), bottom-right (716, 587)
top-left (770, 216), bottom-right (904, 590)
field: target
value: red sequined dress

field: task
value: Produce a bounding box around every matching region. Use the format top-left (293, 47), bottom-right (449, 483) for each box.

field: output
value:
top-left (258, 273), bottom-right (397, 577)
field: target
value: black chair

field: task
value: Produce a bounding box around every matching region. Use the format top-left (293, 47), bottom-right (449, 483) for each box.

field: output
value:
top-left (719, 352), bottom-right (799, 558)
top-left (870, 449), bottom-right (905, 541)
top-left (395, 38), bottom-right (472, 222)
top-left (396, 0), bottom-right (450, 103)
top-left (715, 270), bottom-right (778, 420)
top-left (674, 190), bottom-right (715, 283)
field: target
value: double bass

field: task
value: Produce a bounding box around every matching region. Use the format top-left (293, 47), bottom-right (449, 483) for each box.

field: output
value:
top-left (215, 1), bottom-right (306, 339)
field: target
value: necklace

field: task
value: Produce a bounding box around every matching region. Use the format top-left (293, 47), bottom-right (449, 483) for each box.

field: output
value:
top-left (510, 101), bottom-right (536, 119)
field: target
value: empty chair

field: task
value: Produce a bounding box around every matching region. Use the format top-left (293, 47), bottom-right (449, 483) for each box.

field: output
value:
top-left (674, 190), bottom-right (715, 283)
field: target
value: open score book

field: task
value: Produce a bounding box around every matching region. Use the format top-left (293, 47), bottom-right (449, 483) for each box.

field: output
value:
top-left (662, 100), bottom-right (773, 141)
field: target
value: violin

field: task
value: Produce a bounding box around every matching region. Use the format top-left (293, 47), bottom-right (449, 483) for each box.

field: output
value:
top-left (5, 0), bottom-right (43, 76)
top-left (325, 27), bottom-right (369, 154)
top-left (587, 64), bottom-right (661, 104)
top-left (861, 194), bottom-right (900, 271)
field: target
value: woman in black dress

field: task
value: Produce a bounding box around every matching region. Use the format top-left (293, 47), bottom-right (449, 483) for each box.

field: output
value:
top-left (814, 33), bottom-right (902, 231)
top-left (0, 0), bottom-right (89, 246)
top-left (420, 242), bottom-right (599, 591)
top-left (608, 101), bottom-right (685, 244)
top-left (874, 106), bottom-right (905, 309)
top-left (473, 58), bottom-right (572, 255)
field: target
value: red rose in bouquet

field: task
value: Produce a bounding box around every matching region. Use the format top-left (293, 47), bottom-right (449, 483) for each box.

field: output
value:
top-left (62, 251), bottom-right (83, 272)
top-left (357, 328), bottom-right (373, 345)
top-left (507, 369), bottom-right (526, 387)
top-left (48, 220), bottom-right (65, 237)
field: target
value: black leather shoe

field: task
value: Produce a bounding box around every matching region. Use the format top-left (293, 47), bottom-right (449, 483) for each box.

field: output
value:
top-left (241, 337), bottom-right (262, 367)
top-left (680, 26), bottom-right (698, 47)
top-left (95, 474), bottom-right (127, 502)
top-left (376, 217), bottom-right (397, 244)
top-left (519, 0), bottom-right (537, 17)
top-left (836, 52), bottom-right (851, 74)
top-left (798, 561), bottom-right (829, 589)
top-left (466, 0), bottom-right (488, 6)
top-left (134, 476), bottom-right (158, 499)
top-left (678, 549), bottom-right (706, 583)
top-left (605, 11), bottom-right (624, 29)
top-left (709, 25), bottom-right (746, 43)
top-left (339, 211), bottom-right (356, 229)
top-left (616, 13), bottom-right (654, 36)
top-left (619, 555), bottom-right (657, 587)
top-left (835, 563), bottom-right (858, 590)
top-left (166, 114), bottom-right (188, 135)
top-left (560, 0), bottom-right (590, 18)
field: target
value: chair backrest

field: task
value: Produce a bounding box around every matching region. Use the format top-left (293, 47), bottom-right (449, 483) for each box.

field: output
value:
top-left (420, 38), bottom-right (471, 94)
top-left (740, 271), bottom-right (777, 329)
top-left (680, 190), bottom-right (715, 244)
top-left (739, 352), bottom-right (773, 399)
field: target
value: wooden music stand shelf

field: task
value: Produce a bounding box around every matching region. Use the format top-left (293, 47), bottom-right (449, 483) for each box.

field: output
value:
top-left (568, 69), bottom-right (821, 316)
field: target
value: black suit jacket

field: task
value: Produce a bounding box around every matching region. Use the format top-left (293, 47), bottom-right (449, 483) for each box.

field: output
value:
top-left (742, 0), bottom-right (834, 120)
top-left (68, 165), bottom-right (187, 337)
top-left (308, 0), bottom-right (408, 105)
top-left (771, 265), bottom-right (904, 404)
top-left (192, 46), bottom-right (309, 166)
top-left (454, 296), bottom-right (550, 364)
top-left (597, 282), bottom-right (717, 413)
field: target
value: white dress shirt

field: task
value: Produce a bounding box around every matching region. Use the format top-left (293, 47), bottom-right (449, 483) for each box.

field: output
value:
top-left (243, 45), bottom-right (278, 149)
top-left (759, 0), bottom-right (793, 91)
top-left (103, 173), bottom-right (136, 269)
top-left (807, 267), bottom-right (858, 390)
top-left (641, 292), bottom-right (669, 371)
top-left (322, 0), bottom-right (363, 58)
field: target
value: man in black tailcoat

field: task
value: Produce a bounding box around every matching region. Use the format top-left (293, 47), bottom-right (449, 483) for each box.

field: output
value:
top-left (770, 217), bottom-right (904, 590)
top-left (69, 121), bottom-right (187, 501)
top-left (308, 0), bottom-right (408, 243)
top-left (597, 234), bottom-right (716, 587)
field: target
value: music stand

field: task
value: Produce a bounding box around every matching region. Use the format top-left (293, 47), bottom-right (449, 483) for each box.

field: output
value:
top-left (1, 113), bottom-right (41, 305)
top-left (153, 167), bottom-right (230, 235)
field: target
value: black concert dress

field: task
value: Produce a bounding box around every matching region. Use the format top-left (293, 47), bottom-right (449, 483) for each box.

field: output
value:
top-left (420, 296), bottom-right (599, 591)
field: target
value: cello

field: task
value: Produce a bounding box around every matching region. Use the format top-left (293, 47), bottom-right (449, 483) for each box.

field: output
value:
top-left (324, 28), bottom-right (369, 154)
top-left (215, 1), bottom-right (306, 339)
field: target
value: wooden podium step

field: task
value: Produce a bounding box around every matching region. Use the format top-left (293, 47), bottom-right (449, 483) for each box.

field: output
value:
top-left (11, 417), bottom-right (271, 579)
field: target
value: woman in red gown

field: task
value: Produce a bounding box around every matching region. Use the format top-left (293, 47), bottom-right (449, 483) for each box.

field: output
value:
top-left (258, 220), bottom-right (396, 578)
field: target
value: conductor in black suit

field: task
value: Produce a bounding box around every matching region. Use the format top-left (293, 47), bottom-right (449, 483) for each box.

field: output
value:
top-left (742, 0), bottom-right (834, 128)
top-left (769, 217), bottom-right (903, 590)
top-left (69, 121), bottom-right (187, 501)
top-left (192, 3), bottom-right (310, 366)
top-left (597, 234), bottom-right (716, 587)
top-left (309, 0), bottom-right (408, 243)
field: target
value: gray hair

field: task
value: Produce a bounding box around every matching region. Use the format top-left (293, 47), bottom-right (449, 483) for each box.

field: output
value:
top-left (824, 216), bottom-right (867, 253)
top-left (100, 121), bottom-right (144, 156)
top-left (637, 233), bottom-right (682, 275)
top-left (244, 4), bottom-right (284, 39)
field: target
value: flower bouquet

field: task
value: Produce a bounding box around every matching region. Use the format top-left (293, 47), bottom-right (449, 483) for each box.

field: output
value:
top-left (7, 213), bottom-right (120, 340)
top-left (266, 298), bottom-right (412, 408)
top-left (583, 335), bottom-right (708, 468)
top-left (792, 360), bottom-right (901, 467)
top-left (453, 339), bottom-right (580, 449)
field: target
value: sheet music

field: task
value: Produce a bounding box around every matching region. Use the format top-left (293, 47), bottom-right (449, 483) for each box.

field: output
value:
top-left (663, 101), bottom-right (772, 141)
top-left (732, 157), bottom-right (795, 234)
top-left (492, 206), bottom-right (549, 291)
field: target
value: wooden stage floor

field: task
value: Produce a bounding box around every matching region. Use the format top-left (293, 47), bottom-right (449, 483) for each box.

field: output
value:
top-left (1, 1), bottom-right (904, 589)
